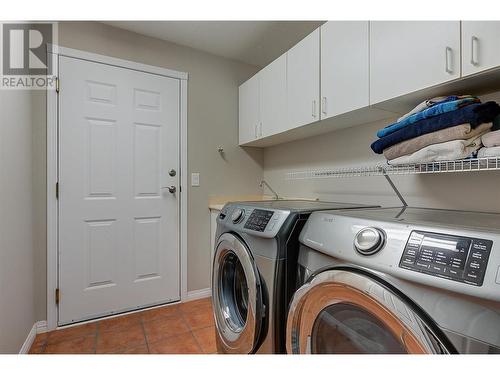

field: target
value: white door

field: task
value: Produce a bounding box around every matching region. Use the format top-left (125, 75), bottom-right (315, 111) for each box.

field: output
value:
top-left (287, 28), bottom-right (320, 130)
top-left (321, 21), bottom-right (369, 119)
top-left (260, 53), bottom-right (287, 137)
top-left (58, 56), bottom-right (180, 325)
top-left (370, 21), bottom-right (460, 104)
top-left (238, 74), bottom-right (260, 145)
top-left (462, 21), bottom-right (500, 77)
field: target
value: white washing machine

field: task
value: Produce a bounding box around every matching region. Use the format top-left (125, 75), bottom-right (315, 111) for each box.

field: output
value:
top-left (287, 207), bottom-right (500, 354)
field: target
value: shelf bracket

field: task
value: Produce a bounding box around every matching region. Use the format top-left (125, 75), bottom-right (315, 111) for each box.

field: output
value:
top-left (379, 167), bottom-right (408, 207)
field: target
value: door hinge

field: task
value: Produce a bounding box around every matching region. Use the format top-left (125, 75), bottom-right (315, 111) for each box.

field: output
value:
top-left (55, 77), bottom-right (60, 93)
top-left (55, 288), bottom-right (60, 305)
top-left (55, 182), bottom-right (59, 199)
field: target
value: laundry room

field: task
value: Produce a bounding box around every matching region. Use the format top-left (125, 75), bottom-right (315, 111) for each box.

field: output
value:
top-left (1, 0), bottom-right (500, 373)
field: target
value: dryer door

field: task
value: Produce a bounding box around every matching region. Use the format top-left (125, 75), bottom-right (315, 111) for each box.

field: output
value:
top-left (287, 267), bottom-right (455, 354)
top-left (212, 233), bottom-right (264, 353)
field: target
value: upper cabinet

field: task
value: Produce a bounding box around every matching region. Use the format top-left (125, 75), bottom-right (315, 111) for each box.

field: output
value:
top-left (370, 21), bottom-right (460, 104)
top-left (239, 21), bottom-right (500, 148)
top-left (260, 53), bottom-right (287, 137)
top-left (286, 29), bottom-right (320, 129)
top-left (238, 74), bottom-right (259, 145)
top-left (462, 21), bottom-right (500, 77)
top-left (321, 21), bottom-right (369, 119)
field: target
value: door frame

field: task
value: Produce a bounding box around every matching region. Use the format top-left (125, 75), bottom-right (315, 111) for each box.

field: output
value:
top-left (46, 45), bottom-right (189, 330)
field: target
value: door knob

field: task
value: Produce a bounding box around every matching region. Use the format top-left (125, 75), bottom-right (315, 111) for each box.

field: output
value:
top-left (162, 186), bottom-right (176, 194)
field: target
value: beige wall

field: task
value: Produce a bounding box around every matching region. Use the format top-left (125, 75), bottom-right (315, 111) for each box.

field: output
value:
top-left (0, 90), bottom-right (37, 353)
top-left (32, 22), bottom-right (263, 321)
top-left (264, 92), bottom-right (500, 212)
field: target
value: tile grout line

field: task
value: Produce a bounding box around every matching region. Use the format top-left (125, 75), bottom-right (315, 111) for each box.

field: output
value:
top-left (140, 315), bottom-right (151, 354)
top-left (94, 322), bottom-right (99, 354)
top-left (178, 305), bottom-right (204, 354)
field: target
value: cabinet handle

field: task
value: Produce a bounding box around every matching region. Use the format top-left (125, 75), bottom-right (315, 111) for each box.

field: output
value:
top-left (259, 122), bottom-right (263, 137)
top-left (312, 100), bottom-right (317, 118)
top-left (471, 36), bottom-right (479, 66)
top-left (321, 97), bottom-right (327, 115)
top-left (445, 46), bottom-right (453, 74)
top-left (254, 124), bottom-right (258, 138)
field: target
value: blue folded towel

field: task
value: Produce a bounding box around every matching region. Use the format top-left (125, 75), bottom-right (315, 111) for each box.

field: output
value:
top-left (371, 102), bottom-right (500, 154)
top-left (376, 97), bottom-right (479, 138)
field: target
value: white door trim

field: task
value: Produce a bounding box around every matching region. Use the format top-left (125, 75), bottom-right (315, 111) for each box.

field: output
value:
top-left (46, 45), bottom-right (188, 331)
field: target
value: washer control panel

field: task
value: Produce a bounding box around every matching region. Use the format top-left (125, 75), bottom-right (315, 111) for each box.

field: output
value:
top-left (399, 231), bottom-right (492, 286)
top-left (244, 209), bottom-right (274, 232)
top-left (218, 204), bottom-right (290, 238)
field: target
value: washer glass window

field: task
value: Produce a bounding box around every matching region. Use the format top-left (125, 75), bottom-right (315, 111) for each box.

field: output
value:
top-left (311, 303), bottom-right (406, 354)
top-left (219, 251), bottom-right (249, 332)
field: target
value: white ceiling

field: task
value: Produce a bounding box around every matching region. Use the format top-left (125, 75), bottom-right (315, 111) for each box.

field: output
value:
top-left (103, 21), bottom-right (324, 67)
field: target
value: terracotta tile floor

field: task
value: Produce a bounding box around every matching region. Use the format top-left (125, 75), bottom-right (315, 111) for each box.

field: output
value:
top-left (28, 298), bottom-right (218, 354)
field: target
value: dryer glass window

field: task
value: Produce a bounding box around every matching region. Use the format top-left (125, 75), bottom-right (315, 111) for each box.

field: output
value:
top-left (311, 303), bottom-right (406, 354)
top-left (219, 252), bottom-right (249, 332)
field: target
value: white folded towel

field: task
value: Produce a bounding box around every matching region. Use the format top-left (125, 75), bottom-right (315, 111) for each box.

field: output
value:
top-left (388, 133), bottom-right (484, 165)
top-left (397, 96), bottom-right (449, 122)
top-left (477, 146), bottom-right (500, 158)
top-left (481, 129), bottom-right (500, 148)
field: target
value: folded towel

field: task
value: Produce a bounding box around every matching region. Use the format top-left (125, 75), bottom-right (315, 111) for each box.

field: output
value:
top-left (481, 129), bottom-right (500, 148)
top-left (387, 133), bottom-right (485, 165)
top-left (384, 122), bottom-right (492, 160)
top-left (371, 102), bottom-right (500, 154)
top-left (396, 95), bottom-right (476, 122)
top-left (377, 97), bottom-right (480, 138)
top-left (478, 146), bottom-right (500, 158)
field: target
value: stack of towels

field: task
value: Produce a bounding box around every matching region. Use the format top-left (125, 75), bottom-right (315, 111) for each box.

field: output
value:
top-left (371, 95), bottom-right (500, 165)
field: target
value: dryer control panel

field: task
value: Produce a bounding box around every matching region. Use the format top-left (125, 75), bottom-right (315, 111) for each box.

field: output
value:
top-left (399, 231), bottom-right (492, 286)
top-left (218, 204), bottom-right (290, 238)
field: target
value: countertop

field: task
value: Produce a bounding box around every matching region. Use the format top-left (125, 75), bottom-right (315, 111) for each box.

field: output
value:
top-left (208, 195), bottom-right (317, 211)
top-left (208, 195), bottom-right (271, 211)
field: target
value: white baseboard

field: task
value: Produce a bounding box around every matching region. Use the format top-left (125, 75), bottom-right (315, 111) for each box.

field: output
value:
top-left (184, 288), bottom-right (211, 302)
top-left (18, 320), bottom-right (48, 354)
top-left (36, 320), bottom-right (48, 334)
top-left (19, 323), bottom-right (37, 354)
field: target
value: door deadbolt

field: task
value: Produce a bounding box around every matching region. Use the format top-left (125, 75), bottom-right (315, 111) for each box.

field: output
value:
top-left (169, 169), bottom-right (177, 177)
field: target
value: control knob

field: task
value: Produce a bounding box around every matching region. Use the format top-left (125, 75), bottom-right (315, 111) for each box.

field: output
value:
top-left (354, 227), bottom-right (385, 255)
top-left (231, 208), bottom-right (245, 223)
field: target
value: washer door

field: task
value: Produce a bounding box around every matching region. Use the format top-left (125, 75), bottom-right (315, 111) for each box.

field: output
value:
top-left (212, 233), bottom-right (264, 353)
top-left (287, 267), bottom-right (454, 354)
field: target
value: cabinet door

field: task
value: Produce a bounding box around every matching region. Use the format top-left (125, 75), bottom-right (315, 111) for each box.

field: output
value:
top-left (321, 21), bottom-right (369, 119)
top-left (260, 53), bottom-right (287, 137)
top-left (462, 21), bottom-right (500, 77)
top-left (238, 74), bottom-right (259, 145)
top-left (370, 21), bottom-right (460, 104)
top-left (287, 28), bottom-right (320, 129)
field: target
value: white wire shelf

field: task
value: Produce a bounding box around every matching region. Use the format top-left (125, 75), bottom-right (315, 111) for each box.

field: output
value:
top-left (286, 157), bottom-right (500, 180)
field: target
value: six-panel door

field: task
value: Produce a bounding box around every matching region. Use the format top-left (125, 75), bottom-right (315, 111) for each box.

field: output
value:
top-left (58, 56), bottom-right (181, 324)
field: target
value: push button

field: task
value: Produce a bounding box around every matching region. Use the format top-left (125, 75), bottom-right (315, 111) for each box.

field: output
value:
top-left (416, 261), bottom-right (430, 269)
top-left (401, 256), bottom-right (415, 265)
top-left (430, 264), bottom-right (444, 274)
